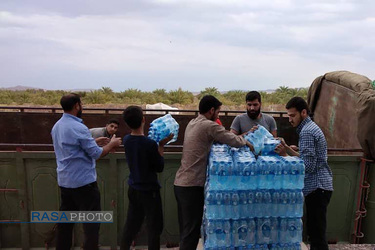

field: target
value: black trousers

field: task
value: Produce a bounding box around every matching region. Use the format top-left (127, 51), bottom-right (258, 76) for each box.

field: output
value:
top-left (120, 186), bottom-right (163, 250)
top-left (305, 188), bottom-right (332, 250)
top-left (174, 185), bottom-right (204, 250)
top-left (56, 181), bottom-right (101, 250)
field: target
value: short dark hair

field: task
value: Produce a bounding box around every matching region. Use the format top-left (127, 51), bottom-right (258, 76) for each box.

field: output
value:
top-left (60, 93), bottom-right (81, 111)
top-left (199, 95), bottom-right (222, 114)
top-left (246, 91), bottom-right (261, 103)
top-left (107, 118), bottom-right (119, 126)
top-left (286, 96), bottom-right (310, 114)
top-left (122, 106), bottom-right (143, 129)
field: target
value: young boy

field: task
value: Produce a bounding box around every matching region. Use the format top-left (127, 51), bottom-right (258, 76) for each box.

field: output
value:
top-left (120, 106), bottom-right (173, 250)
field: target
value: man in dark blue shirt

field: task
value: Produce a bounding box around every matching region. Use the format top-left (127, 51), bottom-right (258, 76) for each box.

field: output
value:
top-left (120, 106), bottom-right (172, 250)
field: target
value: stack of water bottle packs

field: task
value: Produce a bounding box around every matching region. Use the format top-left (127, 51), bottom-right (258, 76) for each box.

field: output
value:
top-left (148, 114), bottom-right (179, 144)
top-left (203, 126), bottom-right (305, 250)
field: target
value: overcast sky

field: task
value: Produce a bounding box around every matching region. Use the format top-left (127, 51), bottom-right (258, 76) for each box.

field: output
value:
top-left (0, 0), bottom-right (374, 92)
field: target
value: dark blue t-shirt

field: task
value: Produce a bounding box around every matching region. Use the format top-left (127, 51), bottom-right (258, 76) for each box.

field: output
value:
top-left (123, 135), bottom-right (164, 190)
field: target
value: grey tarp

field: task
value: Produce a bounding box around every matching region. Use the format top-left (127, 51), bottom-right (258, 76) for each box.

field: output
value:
top-left (307, 70), bottom-right (375, 160)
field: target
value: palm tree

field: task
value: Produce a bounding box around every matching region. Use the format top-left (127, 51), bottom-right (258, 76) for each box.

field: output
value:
top-left (168, 88), bottom-right (194, 104)
top-left (223, 90), bottom-right (246, 105)
top-left (101, 87), bottom-right (114, 95)
top-left (198, 87), bottom-right (221, 100)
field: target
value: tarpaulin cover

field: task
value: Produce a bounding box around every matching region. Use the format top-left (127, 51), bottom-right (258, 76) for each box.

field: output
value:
top-left (307, 71), bottom-right (375, 160)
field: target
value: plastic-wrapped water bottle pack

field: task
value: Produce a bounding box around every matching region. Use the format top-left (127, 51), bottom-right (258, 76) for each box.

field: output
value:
top-left (148, 114), bottom-right (179, 144)
top-left (244, 125), bottom-right (280, 156)
top-left (203, 143), bottom-right (305, 250)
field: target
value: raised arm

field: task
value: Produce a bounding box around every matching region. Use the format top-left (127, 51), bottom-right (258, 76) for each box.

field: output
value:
top-left (100, 135), bottom-right (122, 158)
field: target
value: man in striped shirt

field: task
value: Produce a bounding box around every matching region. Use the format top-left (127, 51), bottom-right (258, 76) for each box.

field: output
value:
top-left (275, 96), bottom-right (333, 250)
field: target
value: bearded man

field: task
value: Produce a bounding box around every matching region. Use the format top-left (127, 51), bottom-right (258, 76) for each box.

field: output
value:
top-left (230, 91), bottom-right (277, 137)
top-left (51, 93), bottom-right (121, 249)
top-left (174, 95), bottom-right (252, 250)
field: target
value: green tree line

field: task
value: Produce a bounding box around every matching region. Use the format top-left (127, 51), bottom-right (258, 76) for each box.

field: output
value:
top-left (0, 86), bottom-right (308, 107)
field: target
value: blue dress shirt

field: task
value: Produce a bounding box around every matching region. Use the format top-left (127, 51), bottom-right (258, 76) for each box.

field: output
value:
top-left (297, 117), bottom-right (334, 196)
top-left (51, 113), bottom-right (103, 188)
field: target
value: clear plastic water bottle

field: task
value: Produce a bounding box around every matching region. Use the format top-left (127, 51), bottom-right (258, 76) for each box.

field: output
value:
top-left (279, 218), bottom-right (288, 244)
top-left (223, 220), bottom-right (232, 248)
top-left (208, 159), bottom-right (219, 190)
top-left (212, 143), bottom-right (231, 154)
top-left (216, 192), bottom-right (224, 219)
top-left (231, 220), bottom-right (240, 248)
top-left (216, 220), bottom-right (226, 247)
top-left (266, 158), bottom-right (276, 189)
top-left (282, 159), bottom-right (291, 189)
top-left (232, 159), bottom-right (241, 190)
top-left (287, 191), bottom-right (296, 218)
top-left (223, 192), bottom-right (231, 220)
top-left (271, 190), bottom-right (280, 217)
top-left (279, 190), bottom-right (288, 218)
top-left (262, 139), bottom-right (272, 156)
top-left (287, 218), bottom-right (302, 243)
top-left (270, 217), bottom-right (279, 244)
top-left (205, 190), bottom-right (215, 219)
top-left (256, 125), bottom-right (274, 139)
top-left (297, 159), bottom-right (305, 189)
top-left (257, 157), bottom-right (267, 189)
top-left (254, 191), bottom-right (264, 218)
top-left (231, 146), bottom-right (239, 158)
top-left (218, 158), bottom-right (233, 190)
top-left (248, 218), bottom-right (257, 245)
top-left (205, 220), bottom-right (216, 248)
top-left (233, 158), bottom-right (241, 188)
top-left (231, 191), bottom-right (240, 219)
top-left (263, 190), bottom-right (272, 217)
top-left (257, 217), bottom-right (271, 244)
top-left (262, 138), bottom-right (281, 156)
top-left (239, 191), bottom-right (248, 219)
top-left (273, 159), bottom-right (283, 190)
top-left (255, 160), bottom-right (262, 190)
top-left (223, 157), bottom-right (238, 190)
top-left (247, 191), bottom-right (255, 219)
top-left (238, 219), bottom-right (248, 247)
top-left (244, 132), bottom-right (263, 155)
top-left (249, 161), bottom-right (258, 190)
top-left (295, 191), bottom-right (304, 218)
top-left (231, 145), bottom-right (253, 158)
top-left (282, 156), bottom-right (306, 190)
top-left (296, 218), bottom-right (303, 244)
top-left (290, 161), bottom-right (300, 189)
top-left (238, 157), bottom-right (254, 190)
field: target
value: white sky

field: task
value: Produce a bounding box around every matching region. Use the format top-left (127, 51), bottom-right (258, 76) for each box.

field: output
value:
top-left (0, 0), bottom-right (374, 91)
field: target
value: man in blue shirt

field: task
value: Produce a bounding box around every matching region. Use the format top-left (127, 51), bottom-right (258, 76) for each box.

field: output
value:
top-left (51, 93), bottom-right (122, 250)
top-left (275, 97), bottom-right (333, 250)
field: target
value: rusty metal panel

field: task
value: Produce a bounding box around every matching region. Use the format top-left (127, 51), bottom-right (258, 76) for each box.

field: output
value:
top-left (313, 80), bottom-right (361, 150)
top-left (0, 112), bottom-right (297, 151)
